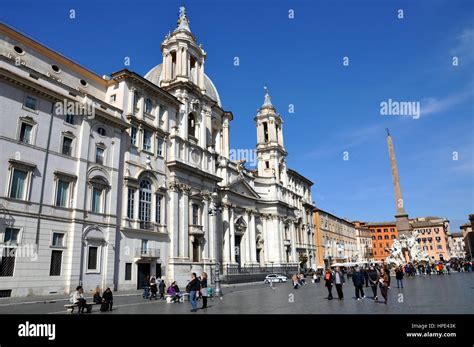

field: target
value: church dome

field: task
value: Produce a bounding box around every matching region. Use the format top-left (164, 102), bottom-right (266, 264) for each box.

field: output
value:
top-left (144, 64), bottom-right (222, 107)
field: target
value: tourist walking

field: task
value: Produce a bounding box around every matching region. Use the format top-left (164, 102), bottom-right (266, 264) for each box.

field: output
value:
top-left (363, 267), bottom-right (369, 287)
top-left (200, 272), bottom-right (209, 309)
top-left (352, 267), bottom-right (365, 300)
top-left (368, 266), bottom-right (379, 300)
top-left (149, 276), bottom-right (158, 300)
top-left (324, 268), bottom-right (334, 300)
top-left (142, 275), bottom-right (150, 299)
top-left (187, 272), bottom-right (200, 312)
top-left (395, 265), bottom-right (404, 289)
top-left (334, 266), bottom-right (345, 300)
top-left (379, 268), bottom-right (389, 304)
top-left (159, 280), bottom-right (166, 300)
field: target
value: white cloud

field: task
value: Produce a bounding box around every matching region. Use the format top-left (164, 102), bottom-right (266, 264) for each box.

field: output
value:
top-left (421, 89), bottom-right (473, 116)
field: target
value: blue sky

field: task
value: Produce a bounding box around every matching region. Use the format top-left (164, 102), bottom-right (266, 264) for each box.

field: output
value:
top-left (2, 0), bottom-right (473, 231)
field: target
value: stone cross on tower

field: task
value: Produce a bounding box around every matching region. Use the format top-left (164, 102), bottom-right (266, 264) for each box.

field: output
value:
top-left (386, 129), bottom-right (411, 236)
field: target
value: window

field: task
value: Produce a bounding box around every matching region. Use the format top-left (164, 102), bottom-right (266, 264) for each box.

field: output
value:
top-left (156, 137), bottom-right (164, 157)
top-left (110, 94), bottom-right (116, 103)
top-left (141, 240), bottom-right (148, 254)
top-left (145, 98), bottom-right (153, 113)
top-left (265, 161), bottom-right (270, 169)
top-left (377, 229), bottom-right (382, 233)
top-left (19, 122), bottom-right (33, 144)
top-left (65, 114), bottom-right (74, 125)
top-left (435, 236), bottom-right (441, 242)
top-left (52, 232), bottom-right (64, 247)
top-left (95, 147), bottom-right (105, 165)
top-left (127, 188), bottom-right (135, 219)
top-left (390, 228), bottom-right (395, 232)
top-left (91, 187), bottom-right (103, 213)
top-left (192, 204), bottom-right (199, 225)
top-left (130, 126), bottom-right (138, 146)
top-left (263, 122), bottom-right (268, 142)
top-left (133, 91), bottom-right (140, 110)
top-left (377, 236), bottom-right (382, 240)
top-left (139, 180), bottom-right (152, 224)
top-left (434, 228), bottom-right (440, 233)
top-left (143, 130), bottom-right (152, 152)
top-left (427, 230), bottom-right (431, 234)
top-left (49, 250), bottom-right (62, 276)
top-left (188, 113), bottom-right (196, 138)
top-left (437, 245), bottom-right (442, 250)
top-left (0, 228), bottom-right (19, 277)
top-left (391, 235), bottom-right (396, 239)
top-left (9, 169), bottom-right (27, 200)
top-left (125, 263), bottom-right (132, 280)
top-left (80, 79), bottom-right (88, 87)
top-left (87, 246), bottom-right (98, 271)
top-left (383, 228), bottom-right (388, 232)
top-left (371, 236), bottom-right (375, 240)
top-left (4, 228), bottom-right (19, 245)
top-left (156, 195), bottom-right (162, 224)
top-left (24, 96), bottom-right (37, 110)
top-left (55, 180), bottom-right (70, 207)
top-left (374, 251), bottom-right (377, 255)
top-left (62, 137), bottom-right (73, 156)
top-left (97, 127), bottom-right (106, 136)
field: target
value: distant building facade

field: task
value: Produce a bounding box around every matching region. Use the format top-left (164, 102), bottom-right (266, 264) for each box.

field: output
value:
top-left (313, 209), bottom-right (357, 267)
top-left (448, 233), bottom-right (465, 259)
top-left (411, 217), bottom-right (450, 262)
top-left (363, 222), bottom-right (398, 262)
top-left (353, 221), bottom-right (373, 263)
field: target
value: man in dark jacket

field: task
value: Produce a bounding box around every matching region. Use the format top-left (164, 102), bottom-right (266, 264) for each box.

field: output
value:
top-left (352, 267), bottom-right (365, 300)
top-left (368, 266), bottom-right (379, 300)
top-left (159, 280), bottom-right (166, 300)
top-left (363, 267), bottom-right (369, 287)
top-left (187, 273), bottom-right (201, 312)
top-left (395, 265), bottom-right (404, 288)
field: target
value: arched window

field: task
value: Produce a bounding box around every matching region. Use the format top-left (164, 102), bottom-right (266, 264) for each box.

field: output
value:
top-left (188, 113), bottom-right (196, 139)
top-left (139, 179), bottom-right (152, 227)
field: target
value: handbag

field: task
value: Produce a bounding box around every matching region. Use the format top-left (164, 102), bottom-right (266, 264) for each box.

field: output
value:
top-left (200, 288), bottom-right (208, 297)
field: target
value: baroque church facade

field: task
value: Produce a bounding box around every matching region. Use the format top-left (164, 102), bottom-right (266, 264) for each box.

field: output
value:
top-left (0, 8), bottom-right (315, 296)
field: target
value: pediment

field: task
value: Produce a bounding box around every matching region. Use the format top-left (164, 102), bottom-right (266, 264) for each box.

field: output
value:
top-left (228, 178), bottom-right (260, 199)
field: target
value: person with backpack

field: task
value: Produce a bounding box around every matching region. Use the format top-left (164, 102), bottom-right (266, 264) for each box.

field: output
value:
top-left (324, 268), bottom-right (334, 300)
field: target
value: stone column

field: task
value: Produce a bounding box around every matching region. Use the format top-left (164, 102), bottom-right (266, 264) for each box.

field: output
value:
top-left (223, 205), bottom-right (230, 264)
top-left (183, 186), bottom-right (190, 260)
top-left (262, 216), bottom-right (268, 264)
top-left (277, 217), bottom-right (284, 264)
top-left (203, 197), bottom-right (209, 260)
top-left (229, 207), bottom-right (236, 264)
top-left (127, 88), bottom-right (135, 115)
top-left (222, 116), bottom-right (230, 158)
top-left (169, 183), bottom-right (179, 258)
top-left (290, 222), bottom-right (297, 262)
top-left (200, 112), bottom-right (207, 148)
top-left (249, 211), bottom-right (257, 263)
top-left (198, 61), bottom-right (205, 90)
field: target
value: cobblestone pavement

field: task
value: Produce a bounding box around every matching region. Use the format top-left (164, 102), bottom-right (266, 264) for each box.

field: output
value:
top-left (0, 272), bottom-right (472, 314)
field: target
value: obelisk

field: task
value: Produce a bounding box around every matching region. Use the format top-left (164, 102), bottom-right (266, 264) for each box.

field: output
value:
top-left (386, 129), bottom-right (411, 236)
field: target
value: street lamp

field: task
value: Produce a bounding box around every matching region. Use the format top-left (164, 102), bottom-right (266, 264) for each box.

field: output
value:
top-left (209, 191), bottom-right (223, 297)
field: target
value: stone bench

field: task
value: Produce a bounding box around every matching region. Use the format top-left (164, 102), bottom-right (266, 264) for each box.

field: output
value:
top-left (64, 302), bottom-right (101, 313)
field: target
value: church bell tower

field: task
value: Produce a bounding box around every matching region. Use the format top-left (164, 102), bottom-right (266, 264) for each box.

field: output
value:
top-left (255, 87), bottom-right (287, 181)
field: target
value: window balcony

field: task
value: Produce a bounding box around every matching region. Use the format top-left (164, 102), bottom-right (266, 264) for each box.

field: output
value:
top-left (135, 248), bottom-right (160, 259)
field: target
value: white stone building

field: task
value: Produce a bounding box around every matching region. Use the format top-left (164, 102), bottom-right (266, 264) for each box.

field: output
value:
top-left (0, 7), bottom-right (315, 297)
top-left (448, 233), bottom-right (465, 259)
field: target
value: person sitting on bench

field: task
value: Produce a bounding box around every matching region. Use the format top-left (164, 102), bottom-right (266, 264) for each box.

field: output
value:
top-left (167, 281), bottom-right (181, 302)
top-left (101, 287), bottom-right (113, 312)
top-left (71, 286), bottom-right (90, 313)
top-left (93, 287), bottom-right (102, 304)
